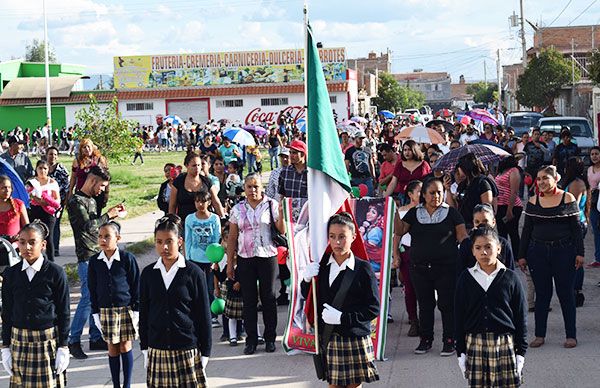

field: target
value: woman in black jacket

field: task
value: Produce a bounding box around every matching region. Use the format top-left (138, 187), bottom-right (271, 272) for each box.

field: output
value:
top-left (139, 214), bottom-right (211, 387)
top-left (301, 212), bottom-right (380, 387)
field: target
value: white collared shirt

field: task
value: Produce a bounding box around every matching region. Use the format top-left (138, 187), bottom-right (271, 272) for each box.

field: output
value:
top-left (98, 249), bottom-right (120, 270)
top-left (153, 254), bottom-right (187, 290)
top-left (468, 261), bottom-right (506, 292)
top-left (21, 256), bottom-right (44, 282)
top-left (327, 253), bottom-right (355, 286)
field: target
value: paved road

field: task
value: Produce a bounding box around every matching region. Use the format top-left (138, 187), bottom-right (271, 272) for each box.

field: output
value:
top-left (1, 207), bottom-right (600, 387)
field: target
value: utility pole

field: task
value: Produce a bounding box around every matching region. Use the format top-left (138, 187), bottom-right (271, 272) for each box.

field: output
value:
top-left (484, 59), bottom-right (487, 87)
top-left (571, 37), bottom-right (576, 115)
top-left (520, 0), bottom-right (527, 67)
top-left (43, 0), bottom-right (52, 144)
top-left (497, 49), bottom-right (502, 112)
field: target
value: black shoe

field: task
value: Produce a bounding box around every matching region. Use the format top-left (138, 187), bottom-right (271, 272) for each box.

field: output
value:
top-left (54, 251), bottom-right (60, 257)
top-left (277, 295), bottom-right (289, 306)
top-left (257, 336), bottom-right (265, 345)
top-left (575, 292), bottom-right (585, 307)
top-left (69, 343), bottom-right (88, 359)
top-left (229, 338), bottom-right (238, 347)
top-left (440, 338), bottom-right (455, 356)
top-left (89, 339), bottom-right (108, 351)
top-left (265, 341), bottom-right (276, 353)
top-left (387, 314), bottom-right (394, 323)
top-left (244, 343), bottom-right (257, 355)
top-left (414, 338), bottom-right (433, 354)
top-left (407, 320), bottom-right (419, 337)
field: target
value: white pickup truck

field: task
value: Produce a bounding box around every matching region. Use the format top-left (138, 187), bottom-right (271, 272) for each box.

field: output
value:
top-left (404, 106), bottom-right (433, 123)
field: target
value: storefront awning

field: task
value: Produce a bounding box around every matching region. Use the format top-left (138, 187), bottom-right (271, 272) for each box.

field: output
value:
top-left (0, 76), bottom-right (86, 99)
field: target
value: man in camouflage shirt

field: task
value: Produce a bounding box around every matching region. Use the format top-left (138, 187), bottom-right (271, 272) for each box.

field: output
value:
top-left (67, 165), bottom-right (123, 359)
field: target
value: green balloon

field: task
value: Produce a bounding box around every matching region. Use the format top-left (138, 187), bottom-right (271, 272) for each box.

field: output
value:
top-left (211, 298), bottom-right (225, 315)
top-left (351, 187), bottom-right (360, 198)
top-left (206, 243), bottom-right (225, 263)
top-left (283, 278), bottom-right (291, 287)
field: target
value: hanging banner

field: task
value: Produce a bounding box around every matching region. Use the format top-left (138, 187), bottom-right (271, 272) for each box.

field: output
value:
top-left (113, 48), bottom-right (346, 89)
top-left (281, 197), bottom-right (395, 360)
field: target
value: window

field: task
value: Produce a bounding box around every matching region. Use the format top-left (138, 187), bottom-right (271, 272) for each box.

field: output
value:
top-left (216, 99), bottom-right (244, 108)
top-left (126, 102), bottom-right (154, 111)
top-left (261, 97), bottom-right (289, 106)
top-left (329, 95), bottom-right (337, 104)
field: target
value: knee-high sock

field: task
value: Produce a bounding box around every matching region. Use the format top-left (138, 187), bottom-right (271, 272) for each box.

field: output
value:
top-left (121, 350), bottom-right (134, 388)
top-left (228, 319), bottom-right (238, 339)
top-left (108, 355), bottom-right (120, 388)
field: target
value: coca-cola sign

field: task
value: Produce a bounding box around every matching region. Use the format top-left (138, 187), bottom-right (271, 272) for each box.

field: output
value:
top-left (245, 105), bottom-right (305, 125)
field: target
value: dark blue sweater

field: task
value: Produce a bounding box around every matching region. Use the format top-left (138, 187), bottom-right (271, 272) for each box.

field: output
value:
top-left (88, 249), bottom-right (140, 314)
top-left (139, 260), bottom-right (212, 356)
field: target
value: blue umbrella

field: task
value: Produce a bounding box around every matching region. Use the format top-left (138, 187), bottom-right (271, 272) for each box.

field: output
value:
top-left (223, 127), bottom-right (256, 147)
top-left (164, 114), bottom-right (184, 126)
top-left (379, 110), bottom-right (395, 119)
top-left (296, 118), bottom-right (306, 133)
top-left (0, 159), bottom-right (29, 207)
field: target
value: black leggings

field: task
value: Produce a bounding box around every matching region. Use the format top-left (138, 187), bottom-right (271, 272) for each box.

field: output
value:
top-left (496, 205), bottom-right (523, 257)
top-left (28, 205), bottom-right (56, 262)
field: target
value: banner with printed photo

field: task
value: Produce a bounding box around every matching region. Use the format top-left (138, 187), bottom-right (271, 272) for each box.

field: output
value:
top-left (113, 48), bottom-right (346, 89)
top-left (281, 197), bottom-right (395, 360)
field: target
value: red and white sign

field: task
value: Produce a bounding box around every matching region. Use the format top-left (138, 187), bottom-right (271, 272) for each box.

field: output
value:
top-left (244, 105), bottom-right (306, 125)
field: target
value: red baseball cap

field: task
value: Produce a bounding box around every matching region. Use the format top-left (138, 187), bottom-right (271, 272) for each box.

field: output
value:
top-left (288, 140), bottom-right (307, 155)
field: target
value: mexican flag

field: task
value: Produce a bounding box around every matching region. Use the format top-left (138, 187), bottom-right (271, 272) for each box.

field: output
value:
top-left (306, 21), bottom-right (352, 264)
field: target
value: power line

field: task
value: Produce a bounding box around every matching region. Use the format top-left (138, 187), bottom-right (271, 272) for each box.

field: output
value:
top-left (547, 0), bottom-right (572, 27)
top-left (567, 0), bottom-right (598, 26)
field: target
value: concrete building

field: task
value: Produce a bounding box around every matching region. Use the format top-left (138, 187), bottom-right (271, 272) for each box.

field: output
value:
top-left (393, 70), bottom-right (451, 111)
top-left (347, 51), bottom-right (391, 116)
top-left (450, 75), bottom-right (475, 110)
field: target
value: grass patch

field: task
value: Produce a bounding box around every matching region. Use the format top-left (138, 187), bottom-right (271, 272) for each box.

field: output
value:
top-left (126, 237), bottom-right (154, 255)
top-left (64, 263), bottom-right (79, 285)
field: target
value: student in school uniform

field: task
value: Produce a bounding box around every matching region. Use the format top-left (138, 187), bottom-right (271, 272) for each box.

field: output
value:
top-left (139, 214), bottom-right (212, 388)
top-left (88, 221), bottom-right (140, 388)
top-left (455, 227), bottom-right (527, 388)
top-left (301, 212), bottom-right (380, 387)
top-left (1, 221), bottom-right (70, 387)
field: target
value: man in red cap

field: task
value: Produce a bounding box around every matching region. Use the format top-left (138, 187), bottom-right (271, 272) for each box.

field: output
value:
top-left (277, 140), bottom-right (307, 200)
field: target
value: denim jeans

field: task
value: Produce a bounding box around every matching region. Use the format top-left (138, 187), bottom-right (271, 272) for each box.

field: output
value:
top-left (527, 240), bottom-right (577, 339)
top-left (589, 206), bottom-right (600, 263)
top-left (69, 261), bottom-right (102, 344)
top-left (350, 177), bottom-right (374, 197)
top-left (268, 147), bottom-right (279, 169)
top-left (247, 153), bottom-right (257, 174)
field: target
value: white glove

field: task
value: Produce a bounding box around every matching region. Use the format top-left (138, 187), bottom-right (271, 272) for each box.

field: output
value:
top-left (516, 355), bottom-right (525, 378)
top-left (201, 356), bottom-right (209, 370)
top-left (1, 347), bottom-right (13, 377)
top-left (92, 313), bottom-right (103, 338)
top-left (322, 303), bottom-right (342, 325)
top-left (458, 353), bottom-right (467, 379)
top-left (142, 350), bottom-right (148, 369)
top-left (302, 262), bottom-right (320, 282)
top-left (55, 347), bottom-right (70, 375)
top-left (131, 310), bottom-right (140, 331)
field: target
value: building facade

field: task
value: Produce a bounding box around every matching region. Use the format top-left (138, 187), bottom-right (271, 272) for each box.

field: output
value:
top-left (393, 70), bottom-right (452, 111)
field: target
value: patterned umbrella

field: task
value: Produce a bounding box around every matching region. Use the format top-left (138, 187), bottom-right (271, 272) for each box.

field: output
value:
top-left (296, 118), bottom-right (306, 133)
top-left (242, 124), bottom-right (268, 136)
top-left (433, 144), bottom-right (510, 172)
top-left (163, 114), bottom-right (184, 126)
top-left (350, 116), bottom-right (368, 124)
top-left (466, 109), bottom-right (499, 126)
top-left (223, 127), bottom-right (256, 147)
top-left (395, 125), bottom-right (445, 144)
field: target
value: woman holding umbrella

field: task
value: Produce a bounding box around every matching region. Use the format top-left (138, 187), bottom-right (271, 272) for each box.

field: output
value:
top-left (384, 140), bottom-right (431, 204)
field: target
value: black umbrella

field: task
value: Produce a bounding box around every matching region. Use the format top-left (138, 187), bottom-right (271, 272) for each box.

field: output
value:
top-left (426, 119), bottom-right (454, 133)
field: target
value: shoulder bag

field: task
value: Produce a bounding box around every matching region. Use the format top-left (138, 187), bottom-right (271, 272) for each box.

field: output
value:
top-left (268, 200), bottom-right (288, 248)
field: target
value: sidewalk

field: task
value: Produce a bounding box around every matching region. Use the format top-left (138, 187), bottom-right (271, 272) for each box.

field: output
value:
top-left (1, 206), bottom-right (600, 386)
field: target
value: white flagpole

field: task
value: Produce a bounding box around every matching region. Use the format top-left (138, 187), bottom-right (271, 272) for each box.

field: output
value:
top-left (304, 2), bottom-right (320, 355)
top-left (43, 0), bottom-right (52, 142)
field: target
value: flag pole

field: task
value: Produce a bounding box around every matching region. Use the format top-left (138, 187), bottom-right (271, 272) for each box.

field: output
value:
top-left (304, 2), bottom-right (320, 355)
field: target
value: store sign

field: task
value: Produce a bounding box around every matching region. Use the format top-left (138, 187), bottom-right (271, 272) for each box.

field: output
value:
top-left (114, 48), bottom-right (346, 89)
top-left (244, 105), bottom-right (305, 125)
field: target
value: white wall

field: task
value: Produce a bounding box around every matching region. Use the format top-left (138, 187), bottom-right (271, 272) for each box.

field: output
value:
top-left (65, 103), bottom-right (110, 128)
top-left (117, 99), bottom-right (165, 127)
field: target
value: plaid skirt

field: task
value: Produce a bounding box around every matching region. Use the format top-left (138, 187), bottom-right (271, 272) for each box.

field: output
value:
top-left (225, 294), bottom-right (243, 320)
top-left (465, 333), bottom-right (521, 388)
top-left (100, 306), bottom-right (137, 344)
top-left (326, 333), bottom-right (379, 386)
top-left (147, 347), bottom-right (207, 388)
top-left (10, 327), bottom-right (67, 388)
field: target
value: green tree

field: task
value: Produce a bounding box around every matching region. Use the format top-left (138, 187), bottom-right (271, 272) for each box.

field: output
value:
top-left (75, 96), bottom-right (142, 164)
top-left (516, 47), bottom-right (579, 108)
top-left (466, 82), bottom-right (497, 104)
top-left (25, 38), bottom-right (57, 63)
top-left (589, 49), bottom-right (600, 86)
top-left (372, 72), bottom-right (425, 112)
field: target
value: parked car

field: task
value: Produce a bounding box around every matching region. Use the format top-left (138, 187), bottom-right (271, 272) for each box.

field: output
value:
top-left (506, 112), bottom-right (543, 135)
top-left (538, 116), bottom-right (597, 164)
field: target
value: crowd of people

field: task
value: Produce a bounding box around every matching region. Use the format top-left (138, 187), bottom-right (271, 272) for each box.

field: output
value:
top-left (0, 108), bottom-right (597, 387)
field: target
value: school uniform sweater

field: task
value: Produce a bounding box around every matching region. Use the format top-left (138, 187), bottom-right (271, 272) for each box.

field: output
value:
top-left (301, 256), bottom-right (380, 338)
top-left (1, 259), bottom-right (70, 346)
top-left (139, 261), bottom-right (212, 356)
top-left (88, 249), bottom-right (140, 314)
top-left (454, 268), bottom-right (527, 357)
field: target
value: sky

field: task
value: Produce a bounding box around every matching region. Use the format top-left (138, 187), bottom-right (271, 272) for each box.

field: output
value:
top-left (0, 0), bottom-right (599, 83)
